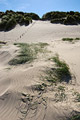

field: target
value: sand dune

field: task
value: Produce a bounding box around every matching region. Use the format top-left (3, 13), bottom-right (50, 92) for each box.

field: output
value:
top-left (0, 21), bottom-right (80, 120)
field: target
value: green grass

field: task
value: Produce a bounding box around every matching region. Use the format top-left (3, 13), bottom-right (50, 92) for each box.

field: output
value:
top-left (76, 93), bottom-right (80, 102)
top-left (75, 38), bottom-right (80, 40)
top-left (42, 11), bottom-right (80, 25)
top-left (0, 41), bottom-right (7, 44)
top-left (69, 115), bottom-right (80, 120)
top-left (62, 38), bottom-right (74, 42)
top-left (52, 55), bottom-right (71, 82)
top-left (46, 55), bottom-right (71, 83)
top-left (58, 86), bottom-right (65, 92)
top-left (62, 38), bottom-right (80, 42)
top-left (9, 43), bottom-right (34, 65)
top-left (75, 92), bottom-right (80, 102)
top-left (9, 42), bottom-right (48, 65)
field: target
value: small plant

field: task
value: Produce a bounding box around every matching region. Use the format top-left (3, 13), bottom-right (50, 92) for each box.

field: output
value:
top-left (75, 38), bottom-right (80, 40)
top-left (76, 93), bottom-right (80, 102)
top-left (62, 38), bottom-right (80, 42)
top-left (55, 91), bottom-right (66, 102)
top-left (0, 41), bottom-right (7, 44)
top-left (34, 83), bottom-right (47, 91)
top-left (62, 38), bottom-right (74, 42)
top-left (58, 86), bottom-right (65, 92)
top-left (69, 115), bottom-right (80, 120)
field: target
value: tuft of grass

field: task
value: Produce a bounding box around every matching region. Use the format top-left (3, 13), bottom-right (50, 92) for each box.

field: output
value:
top-left (69, 115), bottom-right (80, 120)
top-left (75, 38), bottom-right (80, 40)
top-left (55, 91), bottom-right (66, 102)
top-left (62, 37), bottom-right (80, 42)
top-left (62, 38), bottom-right (74, 42)
top-left (52, 55), bottom-right (71, 82)
top-left (0, 41), bottom-right (7, 44)
top-left (9, 43), bottom-right (34, 65)
top-left (76, 94), bottom-right (80, 102)
top-left (9, 42), bottom-right (48, 65)
top-left (75, 92), bottom-right (80, 102)
top-left (58, 86), bottom-right (65, 92)
top-left (46, 55), bottom-right (71, 83)
top-left (34, 83), bottom-right (47, 91)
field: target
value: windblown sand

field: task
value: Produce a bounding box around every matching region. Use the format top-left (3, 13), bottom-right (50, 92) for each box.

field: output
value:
top-left (0, 21), bottom-right (80, 120)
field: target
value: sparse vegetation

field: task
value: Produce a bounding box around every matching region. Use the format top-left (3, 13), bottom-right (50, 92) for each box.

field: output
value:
top-left (46, 55), bottom-right (71, 83)
top-left (76, 93), bottom-right (80, 102)
top-left (58, 85), bottom-right (65, 92)
top-left (62, 38), bottom-right (74, 42)
top-left (34, 83), bottom-right (47, 91)
top-left (9, 42), bottom-right (48, 65)
top-left (55, 91), bottom-right (66, 102)
top-left (9, 43), bottom-right (34, 65)
top-left (62, 38), bottom-right (80, 42)
top-left (75, 38), bottom-right (80, 40)
top-left (74, 92), bottom-right (80, 102)
top-left (69, 115), bottom-right (80, 120)
top-left (0, 41), bottom-right (7, 44)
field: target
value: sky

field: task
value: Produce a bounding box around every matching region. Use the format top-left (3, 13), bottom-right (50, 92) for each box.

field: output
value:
top-left (0, 0), bottom-right (80, 17)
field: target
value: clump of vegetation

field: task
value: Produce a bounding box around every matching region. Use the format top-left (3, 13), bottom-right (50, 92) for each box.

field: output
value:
top-left (55, 91), bottom-right (66, 102)
top-left (42, 11), bottom-right (66, 20)
top-left (64, 15), bottom-right (77, 25)
top-left (53, 55), bottom-right (71, 82)
top-left (42, 11), bottom-right (80, 25)
top-left (9, 43), bottom-right (34, 65)
top-left (24, 13), bottom-right (40, 20)
top-left (5, 18), bottom-right (17, 31)
top-left (0, 41), bottom-right (7, 44)
top-left (69, 115), bottom-right (80, 120)
top-left (0, 10), bottom-right (40, 31)
top-left (51, 18), bottom-right (65, 24)
top-left (74, 92), bottom-right (80, 102)
top-left (34, 83), bottom-right (47, 91)
top-left (54, 85), bottom-right (66, 102)
top-left (62, 38), bottom-right (80, 42)
top-left (62, 38), bottom-right (74, 42)
top-left (0, 20), bottom-right (8, 31)
top-left (58, 85), bottom-right (65, 92)
top-left (9, 42), bottom-right (48, 65)
top-left (75, 38), bottom-right (80, 40)
top-left (46, 55), bottom-right (71, 83)
top-left (76, 93), bottom-right (80, 102)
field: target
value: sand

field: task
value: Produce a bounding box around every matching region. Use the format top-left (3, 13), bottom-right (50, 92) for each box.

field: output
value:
top-left (0, 20), bottom-right (80, 120)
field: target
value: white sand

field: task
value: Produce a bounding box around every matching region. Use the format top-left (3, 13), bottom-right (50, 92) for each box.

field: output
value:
top-left (0, 21), bottom-right (80, 120)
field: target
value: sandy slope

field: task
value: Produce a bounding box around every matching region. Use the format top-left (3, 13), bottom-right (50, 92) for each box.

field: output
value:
top-left (0, 21), bottom-right (80, 120)
top-left (0, 21), bottom-right (80, 43)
